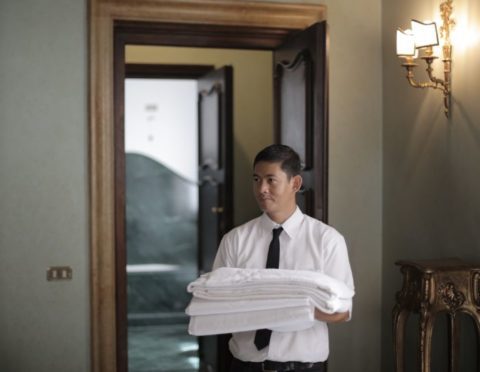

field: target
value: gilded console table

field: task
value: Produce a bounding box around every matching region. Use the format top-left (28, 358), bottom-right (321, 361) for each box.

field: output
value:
top-left (393, 258), bottom-right (480, 372)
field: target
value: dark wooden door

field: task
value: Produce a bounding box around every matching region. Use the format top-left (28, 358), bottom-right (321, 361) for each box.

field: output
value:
top-left (274, 21), bottom-right (328, 222)
top-left (197, 66), bottom-right (234, 372)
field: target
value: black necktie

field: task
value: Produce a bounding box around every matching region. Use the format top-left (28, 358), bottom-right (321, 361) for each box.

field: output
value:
top-left (254, 226), bottom-right (283, 350)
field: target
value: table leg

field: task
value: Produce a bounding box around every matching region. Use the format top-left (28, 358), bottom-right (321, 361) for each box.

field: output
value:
top-left (419, 310), bottom-right (435, 372)
top-left (393, 305), bottom-right (409, 372)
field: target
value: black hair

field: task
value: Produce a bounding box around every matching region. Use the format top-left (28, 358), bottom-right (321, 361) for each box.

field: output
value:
top-left (253, 144), bottom-right (301, 178)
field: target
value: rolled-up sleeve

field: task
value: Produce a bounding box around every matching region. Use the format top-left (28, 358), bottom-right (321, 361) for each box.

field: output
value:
top-left (322, 231), bottom-right (354, 319)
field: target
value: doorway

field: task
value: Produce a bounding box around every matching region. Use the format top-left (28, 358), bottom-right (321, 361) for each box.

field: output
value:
top-left (89, 2), bottom-right (327, 372)
top-left (120, 62), bottom-right (237, 371)
top-left (124, 75), bottom-right (202, 371)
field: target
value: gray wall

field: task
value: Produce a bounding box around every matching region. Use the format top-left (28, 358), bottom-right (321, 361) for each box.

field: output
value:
top-left (0, 1), bottom-right (89, 371)
top-left (318, 1), bottom-right (383, 371)
top-left (382, 0), bottom-right (480, 370)
top-left (0, 0), bottom-right (383, 371)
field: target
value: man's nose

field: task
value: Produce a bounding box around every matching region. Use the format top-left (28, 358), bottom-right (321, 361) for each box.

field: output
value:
top-left (259, 180), bottom-right (269, 193)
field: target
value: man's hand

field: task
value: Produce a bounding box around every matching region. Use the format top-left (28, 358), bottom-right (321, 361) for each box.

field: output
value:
top-left (314, 308), bottom-right (350, 323)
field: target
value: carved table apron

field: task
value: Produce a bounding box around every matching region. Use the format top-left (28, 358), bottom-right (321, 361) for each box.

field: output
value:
top-left (393, 258), bottom-right (480, 372)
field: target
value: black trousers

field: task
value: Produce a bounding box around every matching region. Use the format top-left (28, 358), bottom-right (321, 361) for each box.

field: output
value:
top-left (230, 357), bottom-right (327, 372)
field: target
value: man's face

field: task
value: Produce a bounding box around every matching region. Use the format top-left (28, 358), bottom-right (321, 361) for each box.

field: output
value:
top-left (253, 161), bottom-right (299, 217)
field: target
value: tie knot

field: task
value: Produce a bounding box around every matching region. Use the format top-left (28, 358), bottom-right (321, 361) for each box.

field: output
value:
top-left (273, 227), bottom-right (283, 238)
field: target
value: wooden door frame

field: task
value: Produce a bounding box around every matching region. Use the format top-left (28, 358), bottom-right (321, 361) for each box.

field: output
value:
top-left (89, 1), bottom-right (326, 371)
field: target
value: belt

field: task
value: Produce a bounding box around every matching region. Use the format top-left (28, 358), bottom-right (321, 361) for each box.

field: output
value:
top-left (262, 360), bottom-right (325, 371)
top-left (233, 358), bottom-right (326, 371)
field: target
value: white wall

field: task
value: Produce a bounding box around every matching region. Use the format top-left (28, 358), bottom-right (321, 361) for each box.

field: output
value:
top-left (0, 1), bottom-right (89, 371)
top-left (125, 78), bottom-right (198, 182)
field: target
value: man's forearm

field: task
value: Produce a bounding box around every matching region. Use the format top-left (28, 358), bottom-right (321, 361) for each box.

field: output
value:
top-left (314, 309), bottom-right (350, 323)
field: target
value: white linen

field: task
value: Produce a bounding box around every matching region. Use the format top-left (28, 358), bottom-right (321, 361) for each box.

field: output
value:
top-left (187, 267), bottom-right (353, 314)
top-left (187, 293), bottom-right (349, 315)
top-left (186, 266), bottom-right (354, 337)
top-left (188, 305), bottom-right (315, 336)
top-left (186, 296), bottom-right (311, 316)
top-left (188, 267), bottom-right (354, 299)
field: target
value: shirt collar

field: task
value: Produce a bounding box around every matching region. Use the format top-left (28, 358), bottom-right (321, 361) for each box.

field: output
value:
top-left (260, 206), bottom-right (304, 238)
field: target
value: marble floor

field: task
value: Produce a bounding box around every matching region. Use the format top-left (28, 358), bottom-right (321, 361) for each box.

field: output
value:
top-left (128, 323), bottom-right (199, 372)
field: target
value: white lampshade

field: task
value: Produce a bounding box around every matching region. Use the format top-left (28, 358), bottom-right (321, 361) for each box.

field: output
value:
top-left (411, 20), bottom-right (439, 48)
top-left (396, 29), bottom-right (416, 56)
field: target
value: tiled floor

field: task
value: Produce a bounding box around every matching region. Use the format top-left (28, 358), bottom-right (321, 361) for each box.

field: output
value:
top-left (128, 323), bottom-right (199, 372)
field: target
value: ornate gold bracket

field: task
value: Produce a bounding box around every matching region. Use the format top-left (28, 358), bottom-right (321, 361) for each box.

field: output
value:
top-left (399, 0), bottom-right (455, 118)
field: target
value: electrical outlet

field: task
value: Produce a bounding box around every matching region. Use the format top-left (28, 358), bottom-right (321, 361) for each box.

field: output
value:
top-left (47, 266), bottom-right (73, 281)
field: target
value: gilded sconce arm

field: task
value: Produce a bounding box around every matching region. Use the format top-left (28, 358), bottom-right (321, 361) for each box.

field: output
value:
top-left (424, 58), bottom-right (447, 89)
top-left (402, 61), bottom-right (444, 91)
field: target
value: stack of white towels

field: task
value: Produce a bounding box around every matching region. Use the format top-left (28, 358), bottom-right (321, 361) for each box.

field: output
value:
top-left (186, 267), bottom-right (354, 336)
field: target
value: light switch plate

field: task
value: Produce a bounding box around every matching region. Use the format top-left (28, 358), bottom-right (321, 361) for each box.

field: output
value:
top-left (47, 266), bottom-right (73, 281)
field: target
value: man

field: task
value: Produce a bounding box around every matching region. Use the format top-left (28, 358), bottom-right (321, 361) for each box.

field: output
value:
top-left (213, 144), bottom-right (354, 372)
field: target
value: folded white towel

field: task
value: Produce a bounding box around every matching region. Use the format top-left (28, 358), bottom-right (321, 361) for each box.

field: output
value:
top-left (188, 305), bottom-right (315, 336)
top-left (186, 267), bottom-right (354, 335)
top-left (188, 287), bottom-right (350, 314)
top-left (187, 267), bottom-right (354, 300)
top-left (187, 267), bottom-right (354, 314)
top-left (186, 296), bottom-right (311, 316)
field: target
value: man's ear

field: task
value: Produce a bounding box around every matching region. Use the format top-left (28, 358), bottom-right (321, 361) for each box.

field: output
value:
top-left (292, 175), bottom-right (303, 192)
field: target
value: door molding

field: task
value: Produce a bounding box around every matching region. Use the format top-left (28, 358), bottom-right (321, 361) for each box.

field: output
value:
top-left (125, 63), bottom-right (214, 79)
top-left (89, 1), bottom-right (326, 371)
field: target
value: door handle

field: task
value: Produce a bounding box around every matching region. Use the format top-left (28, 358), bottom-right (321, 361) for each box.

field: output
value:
top-left (200, 176), bottom-right (218, 186)
top-left (200, 159), bottom-right (218, 170)
top-left (211, 206), bottom-right (224, 214)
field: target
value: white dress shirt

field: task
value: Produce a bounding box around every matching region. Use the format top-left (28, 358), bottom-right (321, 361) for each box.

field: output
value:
top-left (212, 206), bottom-right (354, 363)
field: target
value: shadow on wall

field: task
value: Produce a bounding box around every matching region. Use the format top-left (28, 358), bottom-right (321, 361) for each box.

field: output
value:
top-left (125, 153), bottom-right (198, 324)
top-left (453, 98), bottom-right (480, 147)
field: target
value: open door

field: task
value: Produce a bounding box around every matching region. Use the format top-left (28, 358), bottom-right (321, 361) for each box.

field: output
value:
top-left (197, 66), bottom-right (234, 372)
top-left (274, 21), bottom-right (328, 222)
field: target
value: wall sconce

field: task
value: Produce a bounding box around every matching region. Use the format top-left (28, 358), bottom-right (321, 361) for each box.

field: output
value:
top-left (396, 0), bottom-right (455, 117)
